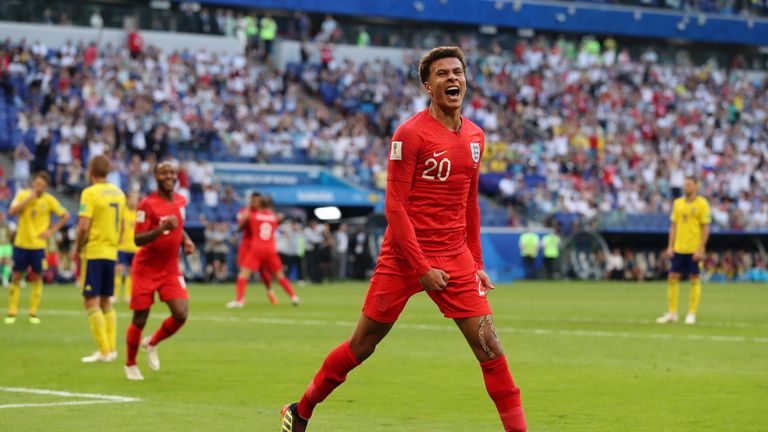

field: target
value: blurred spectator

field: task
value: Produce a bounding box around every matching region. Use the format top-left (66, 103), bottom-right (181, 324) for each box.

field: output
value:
top-left (606, 248), bottom-right (624, 280)
top-left (89, 8), bottom-right (103, 31)
top-left (316, 14), bottom-right (339, 43)
top-left (334, 222), bottom-right (349, 279)
top-left (13, 143), bottom-right (33, 188)
top-left (519, 228), bottom-right (540, 279)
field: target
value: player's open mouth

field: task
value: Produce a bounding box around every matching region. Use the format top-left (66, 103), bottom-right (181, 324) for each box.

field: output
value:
top-left (445, 86), bottom-right (460, 97)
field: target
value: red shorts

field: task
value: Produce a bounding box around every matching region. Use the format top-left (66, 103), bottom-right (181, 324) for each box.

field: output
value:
top-left (130, 269), bottom-right (189, 310)
top-left (363, 248), bottom-right (491, 323)
top-left (242, 249), bottom-right (282, 274)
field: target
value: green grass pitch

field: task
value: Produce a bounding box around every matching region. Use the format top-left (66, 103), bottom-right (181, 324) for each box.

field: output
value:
top-left (1, 281), bottom-right (767, 431)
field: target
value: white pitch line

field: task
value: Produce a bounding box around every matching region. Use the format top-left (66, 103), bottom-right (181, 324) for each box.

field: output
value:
top-left (32, 308), bottom-right (768, 330)
top-left (33, 310), bottom-right (768, 345)
top-left (0, 387), bottom-right (140, 410)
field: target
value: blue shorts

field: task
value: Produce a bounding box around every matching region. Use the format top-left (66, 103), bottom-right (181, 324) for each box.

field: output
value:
top-left (118, 251), bottom-right (136, 267)
top-left (12, 247), bottom-right (45, 274)
top-left (81, 259), bottom-right (116, 297)
top-left (670, 253), bottom-right (700, 277)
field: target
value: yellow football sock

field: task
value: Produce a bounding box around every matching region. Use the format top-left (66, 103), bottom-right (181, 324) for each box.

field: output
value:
top-left (8, 280), bottom-right (20, 316)
top-left (114, 273), bottom-right (123, 299)
top-left (124, 275), bottom-right (132, 301)
top-left (103, 307), bottom-right (117, 353)
top-left (667, 278), bottom-right (679, 314)
top-left (87, 308), bottom-right (110, 355)
top-left (29, 279), bottom-right (43, 316)
top-left (689, 278), bottom-right (702, 315)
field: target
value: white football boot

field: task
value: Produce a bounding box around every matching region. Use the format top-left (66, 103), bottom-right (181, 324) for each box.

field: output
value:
top-left (124, 365), bottom-right (144, 381)
top-left (141, 336), bottom-right (160, 371)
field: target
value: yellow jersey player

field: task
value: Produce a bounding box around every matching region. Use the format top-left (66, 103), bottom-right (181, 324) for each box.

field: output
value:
top-left (75, 155), bottom-right (126, 363)
top-left (657, 176), bottom-right (710, 325)
top-left (114, 192), bottom-right (140, 303)
top-left (5, 171), bottom-right (70, 324)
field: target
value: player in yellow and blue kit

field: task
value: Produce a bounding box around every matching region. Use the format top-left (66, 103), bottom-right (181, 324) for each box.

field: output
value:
top-left (657, 176), bottom-right (710, 325)
top-left (75, 155), bottom-right (126, 363)
top-left (114, 192), bottom-right (139, 303)
top-left (5, 171), bottom-right (70, 324)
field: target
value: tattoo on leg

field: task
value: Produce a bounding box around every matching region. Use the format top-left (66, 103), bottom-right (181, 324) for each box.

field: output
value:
top-left (478, 314), bottom-right (499, 360)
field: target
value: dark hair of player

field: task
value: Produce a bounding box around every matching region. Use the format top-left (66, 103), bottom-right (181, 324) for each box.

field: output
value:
top-left (89, 155), bottom-right (111, 179)
top-left (34, 170), bottom-right (51, 184)
top-left (684, 175), bottom-right (699, 184)
top-left (418, 46), bottom-right (467, 84)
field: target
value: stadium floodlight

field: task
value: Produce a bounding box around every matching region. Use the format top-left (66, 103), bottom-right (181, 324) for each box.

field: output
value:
top-left (314, 206), bottom-right (342, 221)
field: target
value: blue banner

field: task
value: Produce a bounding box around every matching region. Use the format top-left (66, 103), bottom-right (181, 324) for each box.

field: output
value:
top-left (194, 0), bottom-right (768, 46)
top-left (212, 163), bottom-right (383, 207)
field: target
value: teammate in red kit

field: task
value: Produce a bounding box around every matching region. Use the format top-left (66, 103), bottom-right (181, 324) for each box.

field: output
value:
top-left (228, 192), bottom-right (278, 308)
top-left (233, 195), bottom-right (299, 308)
top-left (124, 162), bottom-right (196, 381)
top-left (280, 46), bottom-right (526, 432)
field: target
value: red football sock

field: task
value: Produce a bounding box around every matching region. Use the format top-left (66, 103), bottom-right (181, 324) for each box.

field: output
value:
top-left (126, 323), bottom-right (142, 367)
top-left (150, 316), bottom-right (185, 346)
top-left (278, 277), bottom-right (296, 298)
top-left (480, 355), bottom-right (527, 432)
top-left (236, 276), bottom-right (247, 302)
top-left (260, 269), bottom-right (272, 289)
top-left (297, 341), bottom-right (361, 420)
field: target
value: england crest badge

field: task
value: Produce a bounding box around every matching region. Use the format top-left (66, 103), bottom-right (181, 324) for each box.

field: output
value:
top-left (470, 142), bottom-right (481, 163)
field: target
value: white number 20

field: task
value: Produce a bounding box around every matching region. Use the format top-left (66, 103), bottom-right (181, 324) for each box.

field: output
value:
top-left (422, 158), bottom-right (451, 181)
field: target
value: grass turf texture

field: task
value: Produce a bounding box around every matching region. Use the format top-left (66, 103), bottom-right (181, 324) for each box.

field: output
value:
top-left (1, 281), bottom-right (767, 431)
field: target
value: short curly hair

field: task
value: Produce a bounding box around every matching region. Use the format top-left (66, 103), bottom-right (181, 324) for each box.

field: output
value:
top-left (418, 46), bottom-right (467, 84)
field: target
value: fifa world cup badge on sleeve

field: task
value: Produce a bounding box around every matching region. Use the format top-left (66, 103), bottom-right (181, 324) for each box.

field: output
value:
top-left (390, 141), bottom-right (403, 160)
top-left (470, 143), bottom-right (480, 163)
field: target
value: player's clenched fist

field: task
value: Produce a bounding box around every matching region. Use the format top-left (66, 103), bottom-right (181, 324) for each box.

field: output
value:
top-left (159, 215), bottom-right (179, 231)
top-left (419, 268), bottom-right (450, 292)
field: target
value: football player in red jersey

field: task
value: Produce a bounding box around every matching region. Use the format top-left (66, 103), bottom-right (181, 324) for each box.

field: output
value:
top-left (124, 162), bottom-right (196, 381)
top-left (228, 192), bottom-right (279, 308)
top-left (280, 47), bottom-right (526, 432)
top-left (235, 195), bottom-right (299, 307)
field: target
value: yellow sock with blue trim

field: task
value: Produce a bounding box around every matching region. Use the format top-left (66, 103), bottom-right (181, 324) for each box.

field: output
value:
top-left (689, 278), bottom-right (702, 315)
top-left (667, 278), bottom-right (679, 314)
top-left (29, 279), bottom-right (43, 316)
top-left (124, 275), bottom-right (132, 300)
top-left (103, 307), bottom-right (117, 353)
top-left (8, 280), bottom-right (19, 316)
top-left (114, 273), bottom-right (123, 299)
top-left (87, 308), bottom-right (110, 355)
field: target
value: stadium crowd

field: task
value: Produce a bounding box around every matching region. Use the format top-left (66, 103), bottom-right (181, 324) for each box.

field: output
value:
top-left (2, 28), bottom-right (768, 232)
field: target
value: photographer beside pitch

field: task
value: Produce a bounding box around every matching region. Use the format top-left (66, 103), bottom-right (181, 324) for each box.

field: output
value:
top-left (280, 46), bottom-right (526, 432)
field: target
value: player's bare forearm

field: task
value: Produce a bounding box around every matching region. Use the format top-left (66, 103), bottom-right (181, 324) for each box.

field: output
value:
top-left (47, 211), bottom-right (70, 238)
top-left (74, 216), bottom-right (91, 255)
top-left (667, 223), bottom-right (676, 250)
top-left (134, 227), bottom-right (165, 246)
top-left (182, 230), bottom-right (196, 255)
top-left (698, 224), bottom-right (710, 253)
top-left (8, 195), bottom-right (34, 216)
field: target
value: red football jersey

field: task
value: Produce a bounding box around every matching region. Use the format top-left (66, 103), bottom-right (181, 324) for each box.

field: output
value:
top-left (134, 192), bottom-right (187, 274)
top-left (380, 109), bottom-right (484, 276)
top-left (237, 207), bottom-right (253, 249)
top-left (248, 209), bottom-right (279, 252)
